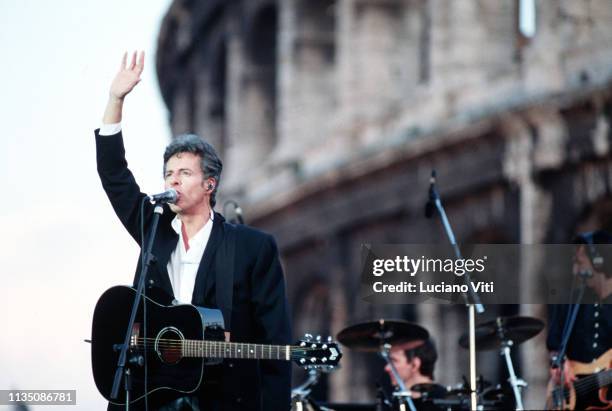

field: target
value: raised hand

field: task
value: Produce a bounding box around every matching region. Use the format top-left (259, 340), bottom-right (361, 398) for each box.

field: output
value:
top-left (109, 51), bottom-right (145, 100)
top-left (102, 51), bottom-right (144, 124)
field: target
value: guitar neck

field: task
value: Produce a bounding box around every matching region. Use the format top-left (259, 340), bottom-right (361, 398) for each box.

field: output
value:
top-left (182, 340), bottom-right (293, 361)
top-left (595, 369), bottom-right (611, 390)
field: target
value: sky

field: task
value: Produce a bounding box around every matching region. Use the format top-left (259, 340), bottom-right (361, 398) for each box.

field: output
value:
top-left (0, 1), bottom-right (173, 409)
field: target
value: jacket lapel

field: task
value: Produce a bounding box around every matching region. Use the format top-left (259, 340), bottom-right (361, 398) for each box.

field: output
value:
top-left (191, 213), bottom-right (225, 304)
top-left (149, 228), bottom-right (178, 299)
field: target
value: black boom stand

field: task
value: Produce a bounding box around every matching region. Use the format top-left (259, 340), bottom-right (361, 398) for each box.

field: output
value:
top-left (550, 271), bottom-right (590, 409)
top-left (111, 203), bottom-right (165, 410)
top-left (425, 170), bottom-right (485, 411)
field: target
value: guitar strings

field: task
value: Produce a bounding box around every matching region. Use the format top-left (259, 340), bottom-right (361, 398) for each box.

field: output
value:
top-left (122, 337), bottom-right (333, 362)
top-left (127, 338), bottom-right (330, 358)
top-left (132, 337), bottom-right (329, 352)
top-left (551, 368), bottom-right (611, 399)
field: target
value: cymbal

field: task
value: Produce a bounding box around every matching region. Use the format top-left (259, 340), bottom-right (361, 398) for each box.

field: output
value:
top-left (459, 316), bottom-right (544, 351)
top-left (337, 319), bottom-right (429, 352)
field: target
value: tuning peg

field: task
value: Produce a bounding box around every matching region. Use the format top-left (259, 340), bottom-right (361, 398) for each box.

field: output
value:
top-left (322, 344), bottom-right (328, 349)
top-left (311, 343), bottom-right (317, 348)
top-left (327, 336), bottom-right (332, 343)
top-left (322, 358), bottom-right (327, 363)
top-left (316, 335), bottom-right (321, 342)
top-left (300, 358), bottom-right (306, 364)
top-left (304, 333), bottom-right (313, 341)
top-left (300, 341), bottom-right (306, 347)
top-left (310, 357), bottom-right (317, 363)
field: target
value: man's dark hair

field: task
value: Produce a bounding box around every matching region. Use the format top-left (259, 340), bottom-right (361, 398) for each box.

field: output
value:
top-left (163, 134), bottom-right (223, 208)
top-left (574, 229), bottom-right (612, 278)
top-left (405, 338), bottom-right (437, 379)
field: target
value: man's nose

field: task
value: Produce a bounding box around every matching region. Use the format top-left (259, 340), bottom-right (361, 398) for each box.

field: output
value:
top-left (169, 176), bottom-right (180, 186)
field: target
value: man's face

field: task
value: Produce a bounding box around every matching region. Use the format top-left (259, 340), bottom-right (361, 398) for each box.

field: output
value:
top-left (384, 349), bottom-right (418, 387)
top-left (164, 152), bottom-right (210, 215)
top-left (574, 245), bottom-right (597, 288)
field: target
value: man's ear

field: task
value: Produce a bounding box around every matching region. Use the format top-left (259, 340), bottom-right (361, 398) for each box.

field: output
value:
top-left (412, 356), bottom-right (422, 372)
top-left (204, 178), bottom-right (215, 191)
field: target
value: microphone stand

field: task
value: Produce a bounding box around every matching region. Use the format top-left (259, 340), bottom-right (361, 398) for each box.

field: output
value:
top-left (110, 203), bottom-right (165, 409)
top-left (426, 170), bottom-right (485, 411)
top-left (550, 272), bottom-right (589, 409)
top-left (223, 200), bottom-right (244, 225)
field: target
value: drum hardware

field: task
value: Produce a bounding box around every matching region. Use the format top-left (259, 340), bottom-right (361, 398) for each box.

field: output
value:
top-left (410, 383), bottom-right (447, 401)
top-left (292, 345), bottom-right (340, 411)
top-left (433, 378), bottom-right (513, 411)
top-left (338, 319), bottom-right (430, 411)
top-left (292, 368), bottom-right (324, 401)
top-left (459, 316), bottom-right (544, 411)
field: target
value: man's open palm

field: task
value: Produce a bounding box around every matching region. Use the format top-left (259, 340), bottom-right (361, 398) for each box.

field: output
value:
top-left (110, 51), bottom-right (144, 100)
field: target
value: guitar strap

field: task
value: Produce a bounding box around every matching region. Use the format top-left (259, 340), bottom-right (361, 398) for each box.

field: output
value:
top-left (215, 222), bottom-right (236, 331)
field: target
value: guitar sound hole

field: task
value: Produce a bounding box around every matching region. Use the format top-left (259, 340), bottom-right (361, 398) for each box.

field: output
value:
top-left (155, 326), bottom-right (184, 365)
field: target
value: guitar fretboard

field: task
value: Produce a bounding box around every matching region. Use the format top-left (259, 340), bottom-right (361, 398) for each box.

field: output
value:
top-left (182, 340), bottom-right (291, 361)
top-left (595, 369), bottom-right (611, 389)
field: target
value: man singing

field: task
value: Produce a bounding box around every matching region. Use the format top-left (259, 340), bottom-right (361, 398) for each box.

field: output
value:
top-left (96, 51), bottom-right (292, 411)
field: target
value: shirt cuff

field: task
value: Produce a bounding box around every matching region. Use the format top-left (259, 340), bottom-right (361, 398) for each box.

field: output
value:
top-left (99, 122), bottom-right (122, 136)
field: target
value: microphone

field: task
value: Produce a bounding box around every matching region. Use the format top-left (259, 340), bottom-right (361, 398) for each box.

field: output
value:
top-left (148, 188), bottom-right (178, 204)
top-left (576, 269), bottom-right (593, 278)
top-left (425, 170), bottom-right (437, 219)
top-left (234, 205), bottom-right (244, 225)
top-left (223, 200), bottom-right (245, 224)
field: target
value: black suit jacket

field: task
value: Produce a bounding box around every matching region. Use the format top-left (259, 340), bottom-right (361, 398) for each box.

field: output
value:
top-left (96, 130), bottom-right (292, 410)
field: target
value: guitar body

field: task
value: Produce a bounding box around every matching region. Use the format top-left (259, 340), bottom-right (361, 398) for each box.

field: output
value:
top-left (545, 349), bottom-right (612, 410)
top-left (91, 286), bottom-right (225, 406)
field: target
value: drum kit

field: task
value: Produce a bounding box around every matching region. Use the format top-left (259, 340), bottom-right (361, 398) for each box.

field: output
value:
top-left (292, 316), bottom-right (544, 411)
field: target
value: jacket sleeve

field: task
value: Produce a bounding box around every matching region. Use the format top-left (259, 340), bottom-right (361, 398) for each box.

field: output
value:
top-left (95, 129), bottom-right (153, 246)
top-left (250, 234), bottom-right (292, 411)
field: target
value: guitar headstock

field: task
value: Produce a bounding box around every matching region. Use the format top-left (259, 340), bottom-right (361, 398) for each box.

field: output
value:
top-left (291, 334), bottom-right (342, 370)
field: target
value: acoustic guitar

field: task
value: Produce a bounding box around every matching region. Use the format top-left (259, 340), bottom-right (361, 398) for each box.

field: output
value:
top-left (91, 286), bottom-right (342, 406)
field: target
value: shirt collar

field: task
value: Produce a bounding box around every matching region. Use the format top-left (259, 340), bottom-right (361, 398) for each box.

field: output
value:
top-left (171, 210), bottom-right (214, 236)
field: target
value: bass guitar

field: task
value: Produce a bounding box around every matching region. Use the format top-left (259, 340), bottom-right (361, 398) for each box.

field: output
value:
top-left (546, 349), bottom-right (611, 410)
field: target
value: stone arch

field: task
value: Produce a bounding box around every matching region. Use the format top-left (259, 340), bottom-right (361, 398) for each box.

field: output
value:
top-left (272, 0), bottom-right (337, 164)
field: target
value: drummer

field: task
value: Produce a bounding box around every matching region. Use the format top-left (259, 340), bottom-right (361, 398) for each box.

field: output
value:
top-left (384, 338), bottom-right (445, 399)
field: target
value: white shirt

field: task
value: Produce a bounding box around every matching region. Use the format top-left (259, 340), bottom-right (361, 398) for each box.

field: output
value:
top-left (99, 122), bottom-right (214, 304)
top-left (167, 211), bottom-right (214, 304)
top-left (99, 122), bottom-right (122, 136)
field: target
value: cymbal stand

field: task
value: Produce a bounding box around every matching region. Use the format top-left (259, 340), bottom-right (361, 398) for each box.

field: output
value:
top-left (496, 319), bottom-right (526, 410)
top-left (292, 368), bottom-right (321, 400)
top-left (380, 344), bottom-right (416, 411)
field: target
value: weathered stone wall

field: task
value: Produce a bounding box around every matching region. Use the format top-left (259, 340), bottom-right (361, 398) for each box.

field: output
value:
top-left (156, 0), bottom-right (612, 407)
